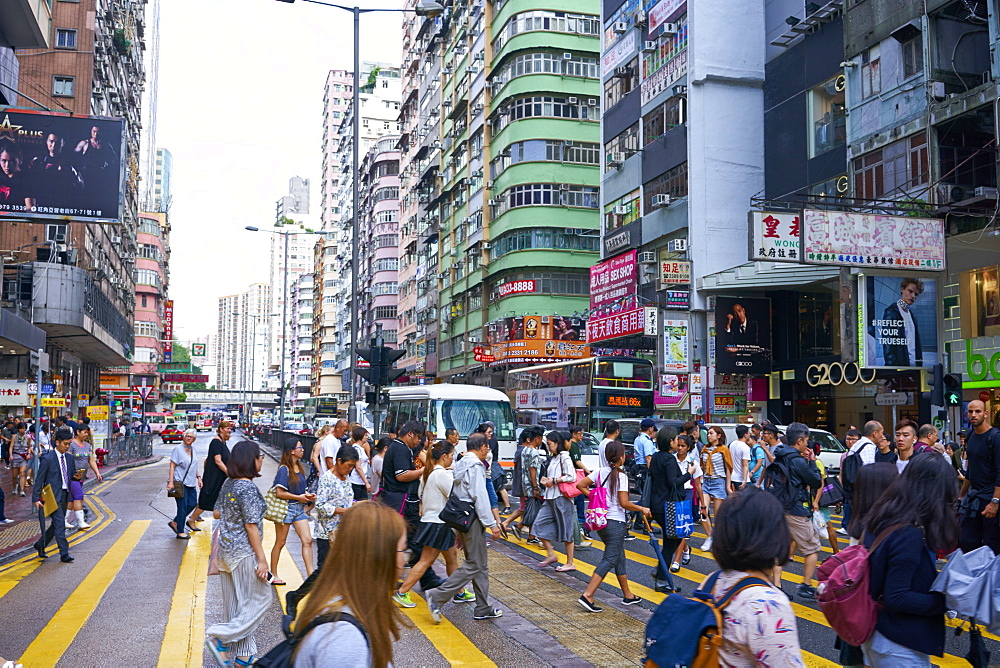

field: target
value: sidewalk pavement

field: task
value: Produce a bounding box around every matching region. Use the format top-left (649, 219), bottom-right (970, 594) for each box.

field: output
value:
top-left (0, 453), bottom-right (162, 562)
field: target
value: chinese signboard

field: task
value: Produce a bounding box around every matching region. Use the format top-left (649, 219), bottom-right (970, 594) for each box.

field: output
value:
top-left (497, 280), bottom-right (536, 298)
top-left (586, 306), bottom-right (658, 344)
top-left (648, 0), bottom-right (686, 30)
top-left (590, 249), bottom-right (637, 314)
top-left (0, 380), bottom-right (29, 406)
top-left (163, 300), bottom-right (174, 363)
top-left (602, 31), bottom-right (636, 76)
top-left (161, 374), bottom-right (210, 383)
top-left (192, 343), bottom-right (206, 357)
top-left (0, 109), bottom-right (124, 222)
top-left (749, 211), bottom-right (800, 262)
top-left (473, 346), bottom-right (496, 363)
top-left (714, 296), bottom-right (772, 374)
top-left (660, 260), bottom-right (691, 286)
top-left (663, 318), bottom-right (690, 372)
top-left (802, 210), bottom-right (945, 271)
top-left (663, 290), bottom-right (690, 310)
top-left (858, 274), bottom-right (939, 369)
top-left (486, 316), bottom-right (590, 365)
top-left (713, 394), bottom-right (747, 415)
top-left (41, 397), bottom-right (66, 407)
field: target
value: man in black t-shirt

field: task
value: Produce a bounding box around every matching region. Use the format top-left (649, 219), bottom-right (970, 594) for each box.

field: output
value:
top-left (379, 420), bottom-right (444, 591)
top-left (959, 400), bottom-right (1000, 554)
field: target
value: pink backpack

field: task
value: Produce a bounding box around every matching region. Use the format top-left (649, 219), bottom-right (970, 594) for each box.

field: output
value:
top-left (815, 524), bottom-right (904, 646)
top-left (584, 471), bottom-right (610, 532)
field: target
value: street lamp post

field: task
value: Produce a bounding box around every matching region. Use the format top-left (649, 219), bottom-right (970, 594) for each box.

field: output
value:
top-left (276, 0), bottom-right (444, 411)
top-left (245, 225), bottom-right (324, 428)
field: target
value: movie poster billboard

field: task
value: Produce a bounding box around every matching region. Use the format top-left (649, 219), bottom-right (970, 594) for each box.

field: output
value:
top-left (859, 275), bottom-right (939, 368)
top-left (714, 297), bottom-right (772, 374)
top-left (0, 108), bottom-right (124, 221)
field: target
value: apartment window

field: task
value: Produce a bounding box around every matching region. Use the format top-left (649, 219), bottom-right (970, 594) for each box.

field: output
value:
top-left (374, 306), bottom-right (398, 320)
top-left (490, 228), bottom-right (599, 259)
top-left (373, 186), bottom-right (399, 202)
top-left (808, 75), bottom-right (846, 158)
top-left (901, 33), bottom-right (923, 79)
top-left (603, 59), bottom-right (638, 109)
top-left (852, 131), bottom-right (928, 200)
top-left (642, 96), bottom-right (686, 146)
top-left (604, 190), bottom-right (641, 234)
top-left (492, 95), bottom-right (596, 134)
top-left (493, 10), bottom-right (600, 51)
top-left (373, 282), bottom-right (398, 295)
top-left (141, 295), bottom-right (148, 307)
top-left (861, 46), bottom-right (880, 99)
top-left (374, 234), bottom-right (398, 248)
top-left (490, 183), bottom-right (599, 217)
top-left (373, 258), bottom-right (399, 272)
top-left (52, 76), bottom-right (75, 97)
top-left (46, 223), bottom-right (68, 243)
top-left (490, 139), bottom-right (599, 177)
top-left (134, 268), bottom-right (161, 288)
top-left (642, 162), bottom-right (689, 212)
top-left (604, 123), bottom-right (640, 160)
top-left (135, 321), bottom-right (160, 338)
top-left (55, 29), bottom-right (77, 49)
top-left (490, 271), bottom-right (589, 296)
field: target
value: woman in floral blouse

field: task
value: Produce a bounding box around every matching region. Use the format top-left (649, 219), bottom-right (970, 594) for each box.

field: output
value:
top-left (285, 444), bottom-right (359, 619)
top-left (703, 487), bottom-right (805, 668)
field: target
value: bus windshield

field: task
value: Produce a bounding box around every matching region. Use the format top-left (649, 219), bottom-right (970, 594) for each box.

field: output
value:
top-left (593, 359), bottom-right (653, 390)
top-left (433, 400), bottom-right (517, 441)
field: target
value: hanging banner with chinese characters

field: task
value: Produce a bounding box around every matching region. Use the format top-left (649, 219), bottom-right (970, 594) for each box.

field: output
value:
top-left (749, 211), bottom-right (801, 263)
top-left (0, 380), bottom-right (29, 406)
top-left (802, 210), bottom-right (945, 271)
top-left (586, 306), bottom-right (658, 344)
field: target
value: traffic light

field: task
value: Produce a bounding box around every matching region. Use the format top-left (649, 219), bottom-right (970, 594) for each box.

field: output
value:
top-left (944, 373), bottom-right (963, 406)
top-left (355, 345), bottom-right (406, 387)
top-left (928, 363), bottom-right (944, 406)
top-left (383, 347), bottom-right (406, 385)
top-left (275, 391), bottom-right (283, 405)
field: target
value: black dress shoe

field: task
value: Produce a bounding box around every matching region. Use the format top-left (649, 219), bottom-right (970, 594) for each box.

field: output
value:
top-left (60, 555), bottom-right (74, 563)
top-left (34, 544), bottom-right (46, 559)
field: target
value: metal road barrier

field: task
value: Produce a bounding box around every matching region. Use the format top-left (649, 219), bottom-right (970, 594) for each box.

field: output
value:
top-left (98, 433), bottom-right (153, 467)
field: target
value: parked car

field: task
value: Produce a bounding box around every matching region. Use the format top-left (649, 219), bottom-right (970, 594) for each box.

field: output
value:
top-left (161, 424), bottom-right (184, 444)
top-left (282, 421), bottom-right (313, 436)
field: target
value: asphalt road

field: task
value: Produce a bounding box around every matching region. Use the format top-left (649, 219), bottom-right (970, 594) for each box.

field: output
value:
top-left (0, 430), bottom-right (993, 667)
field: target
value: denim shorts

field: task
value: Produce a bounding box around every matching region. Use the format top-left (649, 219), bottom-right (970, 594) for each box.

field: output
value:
top-left (702, 476), bottom-right (728, 500)
top-left (282, 501), bottom-right (309, 524)
top-left (862, 630), bottom-right (931, 667)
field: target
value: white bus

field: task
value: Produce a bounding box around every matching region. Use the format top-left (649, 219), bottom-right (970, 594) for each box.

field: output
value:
top-left (382, 385), bottom-right (518, 467)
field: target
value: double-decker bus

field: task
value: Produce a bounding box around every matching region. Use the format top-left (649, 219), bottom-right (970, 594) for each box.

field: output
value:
top-left (505, 356), bottom-right (655, 433)
top-left (302, 394), bottom-right (346, 427)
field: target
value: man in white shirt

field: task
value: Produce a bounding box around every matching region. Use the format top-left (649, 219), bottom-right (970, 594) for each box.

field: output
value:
top-left (598, 419), bottom-right (620, 469)
top-left (728, 425), bottom-right (752, 491)
top-left (839, 420), bottom-right (882, 534)
top-left (321, 419), bottom-right (349, 474)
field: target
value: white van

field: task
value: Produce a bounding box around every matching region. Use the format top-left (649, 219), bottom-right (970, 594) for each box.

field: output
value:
top-left (702, 423), bottom-right (846, 473)
top-left (383, 385), bottom-right (518, 466)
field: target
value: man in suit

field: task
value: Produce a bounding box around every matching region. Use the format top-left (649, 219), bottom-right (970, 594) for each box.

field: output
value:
top-left (724, 302), bottom-right (760, 346)
top-left (880, 277), bottom-right (924, 367)
top-left (32, 426), bottom-right (76, 562)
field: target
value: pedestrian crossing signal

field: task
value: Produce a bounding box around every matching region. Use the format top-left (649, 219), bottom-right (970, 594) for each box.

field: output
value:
top-left (944, 373), bottom-right (962, 405)
top-left (946, 392), bottom-right (961, 406)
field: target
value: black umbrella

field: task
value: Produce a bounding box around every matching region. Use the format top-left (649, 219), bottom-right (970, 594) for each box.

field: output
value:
top-left (643, 517), bottom-right (679, 593)
top-left (966, 626), bottom-right (991, 668)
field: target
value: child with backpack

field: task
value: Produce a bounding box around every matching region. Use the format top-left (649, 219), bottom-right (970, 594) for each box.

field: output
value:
top-left (643, 488), bottom-right (805, 668)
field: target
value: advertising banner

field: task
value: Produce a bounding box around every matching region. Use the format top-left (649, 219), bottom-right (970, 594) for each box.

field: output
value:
top-left (660, 260), bottom-right (691, 286)
top-left (163, 300), bottom-right (174, 363)
top-left (802, 210), bottom-right (945, 271)
top-left (161, 374), bottom-right (210, 383)
top-left (648, 0), bottom-right (686, 31)
top-left (192, 343), bottom-right (207, 357)
top-left (657, 374), bottom-right (688, 409)
top-left (497, 279), bottom-right (536, 298)
top-left (663, 318), bottom-right (689, 372)
top-left (640, 49), bottom-right (687, 105)
top-left (486, 316), bottom-right (589, 365)
top-left (859, 275), bottom-right (939, 368)
top-left (590, 249), bottom-right (637, 314)
top-left (0, 109), bottom-right (123, 221)
top-left (587, 306), bottom-right (657, 344)
top-left (749, 211), bottom-right (800, 262)
top-left (714, 297), bottom-right (772, 374)
top-left (602, 31), bottom-right (636, 76)
top-left (0, 379), bottom-right (29, 406)
top-left (99, 374), bottom-right (125, 389)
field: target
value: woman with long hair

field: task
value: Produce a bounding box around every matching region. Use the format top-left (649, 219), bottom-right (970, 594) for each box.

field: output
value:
top-left (860, 454), bottom-right (958, 666)
top-left (348, 426), bottom-right (372, 501)
top-left (293, 501), bottom-right (410, 668)
top-left (532, 430), bottom-right (578, 571)
top-left (166, 429), bottom-right (201, 539)
top-left (310, 424), bottom-right (333, 475)
top-left (368, 437), bottom-right (390, 496)
top-left (575, 440), bottom-right (650, 611)
top-left (205, 441), bottom-right (271, 667)
top-left (699, 425), bottom-right (733, 550)
top-left (393, 440), bottom-right (463, 608)
top-left (648, 428), bottom-right (693, 588)
top-left (9, 422), bottom-right (33, 497)
top-left (478, 422), bottom-right (510, 513)
top-left (189, 420), bottom-right (235, 524)
top-left (671, 434), bottom-right (704, 570)
top-left (269, 438), bottom-right (316, 584)
top-left (286, 444), bottom-right (359, 619)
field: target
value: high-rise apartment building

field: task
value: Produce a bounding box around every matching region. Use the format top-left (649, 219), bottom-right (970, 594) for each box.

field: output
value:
top-left (315, 63), bottom-right (401, 398)
top-left (404, 0), bottom-right (602, 387)
top-left (129, 211), bottom-right (170, 409)
top-left (151, 147), bottom-right (172, 213)
top-left (358, 136), bottom-right (401, 348)
top-left (289, 272), bottom-right (314, 408)
top-left (216, 284), bottom-right (271, 392)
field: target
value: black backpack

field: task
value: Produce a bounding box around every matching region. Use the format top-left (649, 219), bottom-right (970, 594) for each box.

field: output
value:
top-left (761, 457), bottom-right (796, 512)
top-left (256, 612), bottom-right (368, 668)
top-left (841, 440), bottom-right (872, 494)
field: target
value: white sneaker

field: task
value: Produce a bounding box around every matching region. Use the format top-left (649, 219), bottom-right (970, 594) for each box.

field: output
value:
top-left (836, 527), bottom-right (848, 536)
top-left (700, 537), bottom-right (713, 551)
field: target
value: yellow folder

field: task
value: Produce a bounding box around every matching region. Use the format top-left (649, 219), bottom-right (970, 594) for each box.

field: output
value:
top-left (41, 484), bottom-right (58, 517)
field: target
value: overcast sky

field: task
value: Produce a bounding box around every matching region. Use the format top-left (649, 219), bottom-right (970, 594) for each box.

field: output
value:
top-left (157, 0), bottom-right (402, 344)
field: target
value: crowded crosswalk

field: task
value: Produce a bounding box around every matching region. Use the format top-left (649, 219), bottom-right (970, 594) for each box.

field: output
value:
top-left (0, 440), bottom-right (995, 667)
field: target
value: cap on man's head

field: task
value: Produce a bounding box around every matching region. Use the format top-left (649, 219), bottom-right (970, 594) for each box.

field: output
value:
top-left (640, 418), bottom-right (657, 430)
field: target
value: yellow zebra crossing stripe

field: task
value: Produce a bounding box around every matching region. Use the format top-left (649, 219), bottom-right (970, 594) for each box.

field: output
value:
top-left (18, 520), bottom-right (150, 666)
top-left (157, 527), bottom-right (213, 667)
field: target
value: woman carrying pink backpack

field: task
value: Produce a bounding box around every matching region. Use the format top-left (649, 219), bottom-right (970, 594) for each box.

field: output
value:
top-left (574, 440), bottom-right (651, 612)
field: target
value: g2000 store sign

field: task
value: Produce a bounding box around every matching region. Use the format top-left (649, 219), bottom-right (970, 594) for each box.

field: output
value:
top-left (805, 362), bottom-right (877, 387)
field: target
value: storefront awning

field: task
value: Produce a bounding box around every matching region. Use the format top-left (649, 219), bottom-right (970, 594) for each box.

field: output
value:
top-left (0, 309), bottom-right (46, 354)
top-left (700, 261), bottom-right (842, 291)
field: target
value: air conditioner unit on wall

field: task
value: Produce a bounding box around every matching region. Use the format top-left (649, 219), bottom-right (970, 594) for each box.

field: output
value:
top-left (652, 193), bottom-right (672, 207)
top-left (638, 251), bottom-right (656, 264)
top-left (613, 21), bottom-right (628, 33)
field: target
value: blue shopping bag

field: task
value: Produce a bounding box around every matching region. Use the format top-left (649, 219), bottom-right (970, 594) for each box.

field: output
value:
top-left (664, 499), bottom-right (694, 539)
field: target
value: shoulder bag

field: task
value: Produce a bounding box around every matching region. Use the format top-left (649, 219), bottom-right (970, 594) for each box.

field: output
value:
top-left (265, 468), bottom-right (291, 523)
top-left (557, 453), bottom-right (585, 498)
top-left (584, 471), bottom-right (610, 532)
top-left (439, 470), bottom-right (477, 533)
top-left (168, 448), bottom-right (193, 498)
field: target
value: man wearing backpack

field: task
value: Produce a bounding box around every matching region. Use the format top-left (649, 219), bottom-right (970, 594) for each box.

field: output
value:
top-left (838, 421), bottom-right (882, 535)
top-left (959, 400), bottom-right (1000, 554)
top-left (767, 422), bottom-right (822, 599)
